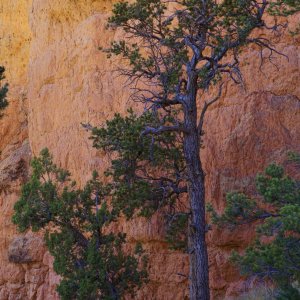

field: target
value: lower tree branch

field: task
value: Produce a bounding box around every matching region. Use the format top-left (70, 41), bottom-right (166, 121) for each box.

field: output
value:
top-left (141, 125), bottom-right (189, 136)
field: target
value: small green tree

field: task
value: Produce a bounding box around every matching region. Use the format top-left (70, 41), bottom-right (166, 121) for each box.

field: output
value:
top-left (95, 1), bottom-right (300, 299)
top-left (0, 66), bottom-right (8, 118)
top-left (91, 109), bottom-right (186, 220)
top-left (208, 159), bottom-right (300, 298)
top-left (13, 149), bottom-right (148, 300)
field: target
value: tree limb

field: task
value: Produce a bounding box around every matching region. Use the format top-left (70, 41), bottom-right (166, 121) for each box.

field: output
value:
top-left (141, 125), bottom-right (189, 136)
top-left (197, 82), bottom-right (224, 137)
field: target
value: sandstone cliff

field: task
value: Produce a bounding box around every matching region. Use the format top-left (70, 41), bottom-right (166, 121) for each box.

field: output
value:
top-left (0, 1), bottom-right (299, 299)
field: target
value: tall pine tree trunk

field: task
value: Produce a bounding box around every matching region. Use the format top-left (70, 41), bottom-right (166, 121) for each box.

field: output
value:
top-left (184, 74), bottom-right (210, 300)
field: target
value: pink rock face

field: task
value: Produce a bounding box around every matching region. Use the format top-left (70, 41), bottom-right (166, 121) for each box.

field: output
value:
top-left (0, 1), bottom-right (299, 299)
top-left (8, 235), bottom-right (45, 264)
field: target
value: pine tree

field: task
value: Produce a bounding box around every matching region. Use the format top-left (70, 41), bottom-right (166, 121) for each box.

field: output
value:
top-left (208, 155), bottom-right (300, 298)
top-left (11, 1), bottom-right (300, 298)
top-left (13, 149), bottom-right (148, 300)
top-left (95, 1), bottom-right (300, 299)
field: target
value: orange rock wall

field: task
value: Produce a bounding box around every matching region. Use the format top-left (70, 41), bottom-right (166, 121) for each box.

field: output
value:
top-left (0, 1), bottom-right (299, 299)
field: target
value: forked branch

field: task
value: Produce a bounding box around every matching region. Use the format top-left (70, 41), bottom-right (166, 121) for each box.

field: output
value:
top-left (197, 83), bottom-right (225, 137)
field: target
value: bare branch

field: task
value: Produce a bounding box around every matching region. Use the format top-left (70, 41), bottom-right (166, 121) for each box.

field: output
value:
top-left (81, 122), bottom-right (93, 131)
top-left (177, 273), bottom-right (189, 279)
top-left (197, 82), bottom-right (225, 136)
top-left (141, 125), bottom-right (189, 136)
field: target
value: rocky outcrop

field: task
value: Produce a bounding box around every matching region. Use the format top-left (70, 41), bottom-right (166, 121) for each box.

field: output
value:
top-left (8, 236), bottom-right (45, 264)
top-left (0, 0), bottom-right (299, 299)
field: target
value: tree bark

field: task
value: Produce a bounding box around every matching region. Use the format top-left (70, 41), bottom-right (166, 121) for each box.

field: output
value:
top-left (184, 73), bottom-right (210, 300)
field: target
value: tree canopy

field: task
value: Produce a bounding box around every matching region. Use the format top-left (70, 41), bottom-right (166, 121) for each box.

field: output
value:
top-left (13, 149), bottom-right (148, 300)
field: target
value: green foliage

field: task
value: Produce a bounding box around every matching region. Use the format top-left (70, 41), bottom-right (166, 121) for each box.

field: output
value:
top-left (268, 0), bottom-right (300, 16)
top-left (0, 66), bottom-right (8, 118)
top-left (13, 149), bottom-right (148, 300)
top-left (165, 213), bottom-right (189, 251)
top-left (287, 151), bottom-right (300, 163)
top-left (209, 160), bottom-right (300, 297)
top-left (207, 193), bottom-right (262, 227)
top-left (276, 285), bottom-right (300, 300)
top-left (106, 0), bottom-right (299, 97)
top-left (256, 164), bottom-right (299, 205)
top-left (91, 109), bottom-right (185, 218)
top-left (91, 109), bottom-right (188, 249)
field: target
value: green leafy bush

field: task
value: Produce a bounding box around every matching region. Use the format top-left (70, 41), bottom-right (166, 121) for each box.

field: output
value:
top-left (209, 160), bottom-right (300, 298)
top-left (13, 149), bottom-right (148, 300)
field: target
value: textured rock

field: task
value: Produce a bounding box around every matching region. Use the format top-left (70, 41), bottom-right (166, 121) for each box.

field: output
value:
top-left (8, 235), bottom-right (45, 264)
top-left (0, 0), bottom-right (299, 299)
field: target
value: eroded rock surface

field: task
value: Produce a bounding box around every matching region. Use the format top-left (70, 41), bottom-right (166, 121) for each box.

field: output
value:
top-left (8, 235), bottom-right (45, 264)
